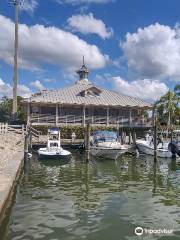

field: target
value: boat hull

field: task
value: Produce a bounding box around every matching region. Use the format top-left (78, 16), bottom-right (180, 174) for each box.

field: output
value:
top-left (90, 145), bottom-right (133, 160)
top-left (136, 140), bottom-right (172, 158)
top-left (38, 148), bottom-right (71, 160)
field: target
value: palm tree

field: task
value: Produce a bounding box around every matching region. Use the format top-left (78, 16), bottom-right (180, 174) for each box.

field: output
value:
top-left (174, 84), bottom-right (180, 124)
top-left (174, 84), bottom-right (180, 97)
top-left (0, 96), bottom-right (26, 123)
top-left (156, 90), bottom-right (178, 126)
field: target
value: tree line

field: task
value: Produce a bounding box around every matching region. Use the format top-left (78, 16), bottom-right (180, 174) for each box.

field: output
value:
top-left (0, 96), bottom-right (26, 123)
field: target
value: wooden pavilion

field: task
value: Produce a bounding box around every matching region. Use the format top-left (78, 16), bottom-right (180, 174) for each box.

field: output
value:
top-left (23, 62), bottom-right (152, 127)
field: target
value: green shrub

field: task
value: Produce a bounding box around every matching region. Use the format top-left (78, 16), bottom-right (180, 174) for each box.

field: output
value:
top-left (33, 125), bottom-right (152, 139)
top-left (34, 125), bottom-right (118, 139)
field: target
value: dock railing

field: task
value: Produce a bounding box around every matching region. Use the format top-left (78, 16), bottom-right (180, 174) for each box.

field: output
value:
top-left (27, 125), bottom-right (42, 141)
top-left (0, 123), bottom-right (26, 135)
top-left (0, 123), bottom-right (8, 134)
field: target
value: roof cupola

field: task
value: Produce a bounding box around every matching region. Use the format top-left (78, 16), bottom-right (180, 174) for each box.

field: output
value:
top-left (76, 56), bottom-right (89, 82)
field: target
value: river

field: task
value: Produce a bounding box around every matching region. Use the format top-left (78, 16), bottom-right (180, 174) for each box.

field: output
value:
top-left (0, 151), bottom-right (180, 240)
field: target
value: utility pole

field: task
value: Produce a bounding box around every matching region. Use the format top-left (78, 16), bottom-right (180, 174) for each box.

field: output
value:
top-left (10, 0), bottom-right (21, 121)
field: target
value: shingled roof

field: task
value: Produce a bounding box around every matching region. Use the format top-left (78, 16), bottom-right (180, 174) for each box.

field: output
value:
top-left (25, 79), bottom-right (152, 108)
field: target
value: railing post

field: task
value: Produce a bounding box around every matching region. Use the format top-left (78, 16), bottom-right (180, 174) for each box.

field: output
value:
top-left (5, 123), bottom-right (8, 133)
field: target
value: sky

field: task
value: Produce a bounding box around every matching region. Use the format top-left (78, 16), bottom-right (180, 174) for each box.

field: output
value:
top-left (0, 0), bottom-right (180, 102)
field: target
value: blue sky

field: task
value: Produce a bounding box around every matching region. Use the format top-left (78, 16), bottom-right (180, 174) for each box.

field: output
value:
top-left (0, 0), bottom-right (180, 102)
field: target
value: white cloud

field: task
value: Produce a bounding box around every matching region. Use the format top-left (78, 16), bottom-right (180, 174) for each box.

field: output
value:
top-left (0, 78), bottom-right (32, 99)
top-left (20, 0), bottom-right (38, 14)
top-left (112, 77), bottom-right (169, 102)
top-left (0, 15), bottom-right (108, 71)
top-left (67, 13), bottom-right (113, 39)
top-left (55, 0), bottom-right (113, 5)
top-left (121, 23), bottom-right (180, 80)
top-left (30, 80), bottom-right (44, 91)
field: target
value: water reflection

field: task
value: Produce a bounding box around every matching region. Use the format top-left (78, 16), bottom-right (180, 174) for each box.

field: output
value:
top-left (0, 152), bottom-right (180, 240)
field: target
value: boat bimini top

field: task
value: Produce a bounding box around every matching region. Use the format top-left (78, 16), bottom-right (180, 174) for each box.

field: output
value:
top-left (92, 131), bottom-right (117, 144)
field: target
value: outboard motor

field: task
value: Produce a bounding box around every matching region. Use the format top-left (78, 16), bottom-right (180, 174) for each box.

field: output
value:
top-left (168, 141), bottom-right (180, 158)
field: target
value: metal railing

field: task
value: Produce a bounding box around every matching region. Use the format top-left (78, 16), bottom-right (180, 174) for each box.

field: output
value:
top-left (29, 114), bottom-right (152, 127)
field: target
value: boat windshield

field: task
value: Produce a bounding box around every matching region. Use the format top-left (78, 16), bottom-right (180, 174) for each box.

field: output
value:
top-left (50, 142), bottom-right (59, 147)
top-left (93, 131), bottom-right (117, 143)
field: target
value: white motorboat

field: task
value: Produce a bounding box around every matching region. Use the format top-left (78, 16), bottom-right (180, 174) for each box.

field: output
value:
top-left (90, 131), bottom-right (133, 160)
top-left (38, 127), bottom-right (71, 159)
top-left (136, 132), bottom-right (180, 158)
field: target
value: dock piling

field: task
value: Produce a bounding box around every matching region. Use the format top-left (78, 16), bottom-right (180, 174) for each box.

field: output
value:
top-left (153, 122), bottom-right (157, 162)
top-left (85, 123), bottom-right (91, 162)
top-left (132, 131), bottom-right (136, 145)
top-left (29, 132), bottom-right (32, 152)
top-left (24, 133), bottom-right (29, 165)
top-left (153, 106), bottom-right (157, 162)
top-left (129, 131), bottom-right (132, 144)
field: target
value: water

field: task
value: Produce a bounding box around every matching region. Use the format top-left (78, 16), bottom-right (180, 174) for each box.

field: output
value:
top-left (0, 152), bottom-right (180, 240)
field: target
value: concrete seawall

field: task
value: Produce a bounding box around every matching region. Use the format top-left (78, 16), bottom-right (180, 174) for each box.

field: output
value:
top-left (0, 133), bottom-right (24, 223)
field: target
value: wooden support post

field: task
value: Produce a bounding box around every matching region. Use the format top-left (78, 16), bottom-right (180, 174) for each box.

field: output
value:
top-left (129, 131), bottom-right (132, 144)
top-left (132, 131), bottom-right (136, 145)
top-left (121, 131), bottom-right (126, 144)
top-left (29, 132), bottom-right (32, 152)
top-left (83, 105), bottom-right (86, 127)
top-left (153, 107), bottom-right (157, 162)
top-left (154, 124), bottom-right (157, 162)
top-left (121, 131), bottom-right (123, 144)
top-left (142, 113), bottom-right (145, 125)
top-left (85, 123), bottom-right (91, 162)
top-left (56, 104), bottom-right (58, 126)
top-left (85, 123), bottom-right (91, 151)
top-left (129, 108), bottom-right (132, 126)
top-left (106, 107), bottom-right (109, 126)
top-left (27, 103), bottom-right (30, 126)
top-left (24, 133), bottom-right (29, 165)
